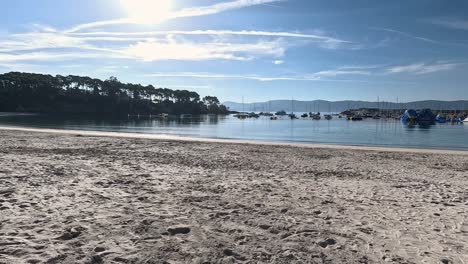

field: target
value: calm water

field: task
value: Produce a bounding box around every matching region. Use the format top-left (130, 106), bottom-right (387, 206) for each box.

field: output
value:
top-left (0, 114), bottom-right (467, 150)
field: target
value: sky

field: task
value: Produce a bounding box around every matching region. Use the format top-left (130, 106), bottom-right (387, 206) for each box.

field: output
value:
top-left (1, 0), bottom-right (468, 103)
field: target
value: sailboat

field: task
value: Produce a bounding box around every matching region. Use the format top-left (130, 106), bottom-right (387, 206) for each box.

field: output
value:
top-left (289, 98), bottom-right (297, 119)
top-left (324, 103), bottom-right (333, 120)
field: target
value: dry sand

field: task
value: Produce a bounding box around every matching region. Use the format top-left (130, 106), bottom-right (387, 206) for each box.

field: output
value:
top-left (0, 128), bottom-right (467, 264)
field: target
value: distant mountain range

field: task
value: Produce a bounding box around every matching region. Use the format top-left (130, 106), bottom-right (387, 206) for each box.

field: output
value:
top-left (223, 100), bottom-right (468, 113)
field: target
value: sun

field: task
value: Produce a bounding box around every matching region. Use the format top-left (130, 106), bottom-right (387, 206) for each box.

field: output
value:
top-left (120, 0), bottom-right (173, 24)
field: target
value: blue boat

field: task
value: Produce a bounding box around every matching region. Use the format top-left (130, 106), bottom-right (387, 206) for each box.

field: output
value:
top-left (435, 114), bottom-right (446, 123)
top-left (417, 109), bottom-right (435, 124)
top-left (401, 109), bottom-right (418, 123)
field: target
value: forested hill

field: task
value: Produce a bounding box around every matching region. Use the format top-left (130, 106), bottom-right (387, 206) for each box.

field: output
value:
top-left (0, 72), bottom-right (228, 115)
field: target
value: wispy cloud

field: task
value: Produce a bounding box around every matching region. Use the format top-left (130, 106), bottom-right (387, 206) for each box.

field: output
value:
top-left (70, 29), bottom-right (349, 44)
top-left (65, 0), bottom-right (282, 33)
top-left (430, 18), bottom-right (468, 30)
top-left (0, 51), bottom-right (131, 62)
top-left (0, 0), bottom-right (358, 65)
top-left (313, 70), bottom-right (371, 77)
top-left (337, 64), bottom-right (386, 70)
top-left (386, 62), bottom-right (460, 75)
top-left (123, 38), bottom-right (284, 61)
top-left (146, 72), bottom-right (319, 81)
top-left (146, 67), bottom-right (374, 82)
top-left (371, 27), bottom-right (438, 44)
top-left (273, 60), bottom-right (284, 65)
top-left (146, 62), bottom-right (462, 82)
top-left (0, 27), bottom-right (351, 63)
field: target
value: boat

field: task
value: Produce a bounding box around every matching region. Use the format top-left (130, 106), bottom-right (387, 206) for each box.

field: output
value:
top-left (275, 110), bottom-right (287, 116)
top-left (435, 114), bottom-right (447, 123)
top-left (417, 109), bottom-right (435, 124)
top-left (248, 112), bottom-right (260, 118)
top-left (289, 113), bottom-right (298, 119)
top-left (234, 113), bottom-right (249, 119)
top-left (348, 116), bottom-right (363, 121)
top-left (270, 116), bottom-right (278, 120)
top-left (324, 114), bottom-right (332, 120)
top-left (180, 114), bottom-right (193, 118)
top-left (260, 112), bottom-right (274, 117)
top-left (301, 113), bottom-right (309, 118)
top-left (463, 117), bottom-right (468, 123)
top-left (311, 114), bottom-right (321, 120)
top-left (401, 109), bottom-right (418, 123)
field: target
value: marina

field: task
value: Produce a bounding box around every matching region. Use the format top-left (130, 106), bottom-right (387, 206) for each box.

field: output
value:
top-left (0, 112), bottom-right (467, 150)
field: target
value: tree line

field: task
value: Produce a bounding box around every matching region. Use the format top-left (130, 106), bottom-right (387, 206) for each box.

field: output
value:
top-left (0, 72), bottom-right (229, 115)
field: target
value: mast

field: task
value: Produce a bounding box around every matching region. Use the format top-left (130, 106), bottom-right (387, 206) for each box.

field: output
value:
top-left (242, 96), bottom-right (244, 113)
top-left (291, 97), bottom-right (294, 113)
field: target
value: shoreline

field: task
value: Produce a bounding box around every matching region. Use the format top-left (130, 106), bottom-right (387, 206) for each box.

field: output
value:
top-left (0, 125), bottom-right (467, 155)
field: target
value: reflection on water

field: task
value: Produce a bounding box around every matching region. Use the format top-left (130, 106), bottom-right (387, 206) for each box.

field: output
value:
top-left (0, 114), bottom-right (466, 150)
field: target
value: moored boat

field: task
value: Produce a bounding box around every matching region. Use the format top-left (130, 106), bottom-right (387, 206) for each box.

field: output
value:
top-left (348, 116), bottom-right (363, 121)
top-left (275, 110), bottom-right (287, 116)
top-left (401, 109), bottom-right (417, 123)
top-left (248, 112), bottom-right (260, 118)
top-left (234, 113), bottom-right (249, 119)
top-left (289, 113), bottom-right (298, 119)
top-left (311, 114), bottom-right (321, 120)
top-left (180, 114), bottom-right (193, 118)
top-left (324, 114), bottom-right (332, 120)
top-left (417, 109), bottom-right (435, 124)
top-left (435, 114), bottom-right (447, 123)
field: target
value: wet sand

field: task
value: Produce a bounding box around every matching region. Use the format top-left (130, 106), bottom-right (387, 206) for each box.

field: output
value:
top-left (1, 128), bottom-right (467, 263)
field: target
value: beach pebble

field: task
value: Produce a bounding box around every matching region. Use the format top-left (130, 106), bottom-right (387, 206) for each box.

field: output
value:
top-left (167, 226), bottom-right (191, 235)
top-left (317, 238), bottom-right (337, 248)
top-left (57, 226), bottom-right (86, 240)
top-left (94, 246), bottom-right (106, 253)
top-left (440, 257), bottom-right (453, 264)
top-left (90, 254), bottom-right (103, 263)
top-left (220, 256), bottom-right (236, 264)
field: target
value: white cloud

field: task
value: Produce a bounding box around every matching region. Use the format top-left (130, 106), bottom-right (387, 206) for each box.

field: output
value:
top-left (146, 67), bottom-right (374, 81)
top-left (71, 29), bottom-right (348, 44)
top-left (0, 0), bottom-right (359, 66)
top-left (123, 38), bottom-right (284, 61)
top-left (386, 62), bottom-right (459, 75)
top-left (337, 64), bottom-right (385, 70)
top-left (431, 18), bottom-right (468, 30)
top-left (65, 0), bottom-right (282, 33)
top-left (146, 72), bottom-right (321, 81)
top-left (0, 51), bottom-right (130, 62)
top-left (0, 32), bottom-right (86, 52)
top-left (313, 70), bottom-right (371, 77)
top-left (371, 27), bottom-right (438, 44)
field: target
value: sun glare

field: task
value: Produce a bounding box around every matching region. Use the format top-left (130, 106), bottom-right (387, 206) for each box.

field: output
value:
top-left (120, 0), bottom-right (173, 24)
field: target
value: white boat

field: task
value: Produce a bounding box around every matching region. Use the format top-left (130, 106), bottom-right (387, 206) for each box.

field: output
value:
top-left (234, 113), bottom-right (249, 119)
top-left (463, 117), bottom-right (468, 123)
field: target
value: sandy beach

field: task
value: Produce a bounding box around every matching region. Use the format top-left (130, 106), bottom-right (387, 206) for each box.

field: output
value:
top-left (1, 128), bottom-right (468, 264)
